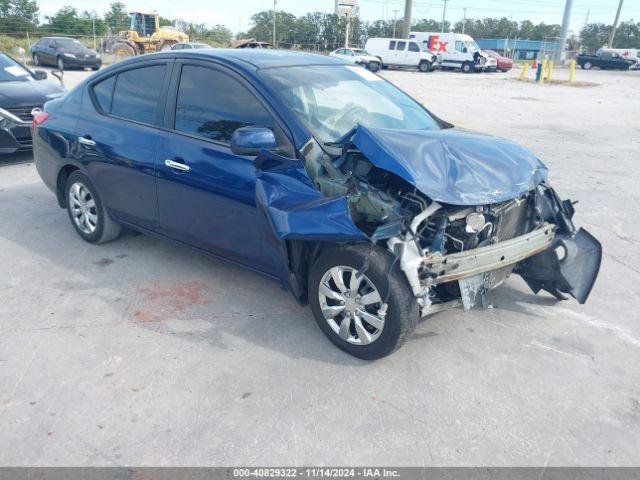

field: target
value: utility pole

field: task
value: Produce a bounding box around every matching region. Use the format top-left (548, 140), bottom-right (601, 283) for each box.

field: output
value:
top-left (272, 0), bottom-right (277, 47)
top-left (556, 0), bottom-right (572, 62)
top-left (441, 0), bottom-right (448, 33)
top-left (609, 0), bottom-right (624, 47)
top-left (461, 7), bottom-right (467, 34)
top-left (344, 13), bottom-right (350, 48)
top-left (392, 9), bottom-right (399, 38)
top-left (583, 9), bottom-right (590, 29)
top-left (402, 0), bottom-right (412, 39)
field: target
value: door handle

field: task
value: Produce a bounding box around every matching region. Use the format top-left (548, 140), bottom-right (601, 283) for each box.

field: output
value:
top-left (78, 136), bottom-right (95, 146)
top-left (164, 159), bottom-right (190, 172)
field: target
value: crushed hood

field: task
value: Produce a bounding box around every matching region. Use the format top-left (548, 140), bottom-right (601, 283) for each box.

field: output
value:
top-left (347, 125), bottom-right (548, 206)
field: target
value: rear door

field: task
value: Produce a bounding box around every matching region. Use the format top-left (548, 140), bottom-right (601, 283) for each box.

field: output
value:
top-left (155, 60), bottom-right (290, 274)
top-left (76, 60), bottom-right (171, 230)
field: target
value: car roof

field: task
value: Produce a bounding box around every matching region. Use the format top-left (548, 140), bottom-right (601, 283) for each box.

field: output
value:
top-left (145, 48), bottom-right (344, 70)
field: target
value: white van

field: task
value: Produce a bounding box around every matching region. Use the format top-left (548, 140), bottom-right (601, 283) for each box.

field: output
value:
top-left (364, 38), bottom-right (439, 72)
top-left (409, 32), bottom-right (488, 73)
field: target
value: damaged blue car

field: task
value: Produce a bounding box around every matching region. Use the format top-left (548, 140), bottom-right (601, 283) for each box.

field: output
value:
top-left (32, 50), bottom-right (601, 359)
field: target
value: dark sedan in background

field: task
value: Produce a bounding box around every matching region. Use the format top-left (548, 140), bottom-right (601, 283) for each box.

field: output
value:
top-left (0, 53), bottom-right (65, 154)
top-left (30, 37), bottom-right (101, 71)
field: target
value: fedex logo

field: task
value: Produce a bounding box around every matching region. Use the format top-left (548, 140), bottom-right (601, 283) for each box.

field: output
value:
top-left (427, 35), bottom-right (448, 52)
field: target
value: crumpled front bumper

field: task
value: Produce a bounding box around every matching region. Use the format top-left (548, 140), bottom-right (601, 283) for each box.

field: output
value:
top-left (417, 222), bottom-right (601, 313)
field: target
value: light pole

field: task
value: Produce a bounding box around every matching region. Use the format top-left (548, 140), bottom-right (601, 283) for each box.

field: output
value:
top-left (441, 0), bottom-right (448, 33)
top-left (392, 9), bottom-right (399, 38)
top-left (609, 0), bottom-right (624, 46)
top-left (556, 0), bottom-right (573, 61)
top-left (272, 0), bottom-right (277, 47)
top-left (402, 0), bottom-right (412, 38)
top-left (344, 13), bottom-right (350, 48)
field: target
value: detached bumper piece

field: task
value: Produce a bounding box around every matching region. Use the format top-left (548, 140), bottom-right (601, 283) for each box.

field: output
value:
top-left (519, 228), bottom-right (602, 304)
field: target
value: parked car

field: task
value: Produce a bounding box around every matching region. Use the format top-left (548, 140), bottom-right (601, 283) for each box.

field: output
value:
top-left (364, 38), bottom-right (438, 72)
top-left (0, 53), bottom-right (65, 154)
top-left (229, 38), bottom-right (273, 49)
top-left (30, 37), bottom-right (101, 71)
top-left (409, 32), bottom-right (488, 73)
top-left (483, 50), bottom-right (513, 72)
top-left (32, 50), bottom-right (601, 359)
top-left (484, 56), bottom-right (498, 72)
top-left (576, 51), bottom-right (635, 70)
top-left (170, 42), bottom-right (212, 50)
top-left (329, 48), bottom-right (381, 72)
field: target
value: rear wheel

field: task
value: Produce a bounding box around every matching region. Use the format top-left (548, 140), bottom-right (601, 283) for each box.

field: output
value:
top-left (461, 62), bottom-right (473, 73)
top-left (65, 171), bottom-right (121, 244)
top-left (582, 61), bottom-right (592, 70)
top-left (57, 56), bottom-right (65, 71)
top-left (308, 245), bottom-right (419, 360)
top-left (32, 53), bottom-right (40, 66)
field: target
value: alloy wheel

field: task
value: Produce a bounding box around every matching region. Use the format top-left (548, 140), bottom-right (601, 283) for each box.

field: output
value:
top-left (69, 182), bottom-right (98, 235)
top-left (318, 266), bottom-right (387, 345)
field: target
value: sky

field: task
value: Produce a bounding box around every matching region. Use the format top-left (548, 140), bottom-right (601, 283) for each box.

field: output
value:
top-left (36, 0), bottom-right (639, 37)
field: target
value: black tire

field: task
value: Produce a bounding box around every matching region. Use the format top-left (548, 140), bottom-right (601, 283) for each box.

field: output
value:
top-left (65, 171), bottom-right (121, 244)
top-left (461, 62), bottom-right (473, 73)
top-left (368, 62), bottom-right (381, 72)
top-left (418, 61), bottom-right (432, 72)
top-left (308, 244), bottom-right (419, 360)
top-left (57, 56), bottom-right (65, 71)
top-left (32, 53), bottom-right (40, 66)
top-left (91, 64), bottom-right (100, 71)
top-left (582, 61), bottom-right (592, 70)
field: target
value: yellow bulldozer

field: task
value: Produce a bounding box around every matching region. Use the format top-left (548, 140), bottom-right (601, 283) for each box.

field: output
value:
top-left (103, 10), bottom-right (188, 58)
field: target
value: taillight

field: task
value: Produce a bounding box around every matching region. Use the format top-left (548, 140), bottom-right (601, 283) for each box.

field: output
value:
top-left (32, 111), bottom-right (49, 129)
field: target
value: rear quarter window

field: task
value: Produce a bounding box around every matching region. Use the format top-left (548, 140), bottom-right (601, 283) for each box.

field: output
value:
top-left (92, 75), bottom-right (116, 113)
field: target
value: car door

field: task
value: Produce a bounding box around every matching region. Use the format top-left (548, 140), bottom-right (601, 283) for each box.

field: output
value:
top-left (395, 41), bottom-right (408, 65)
top-left (155, 60), bottom-right (291, 274)
top-left (407, 41), bottom-right (421, 67)
top-left (76, 60), bottom-right (172, 230)
top-left (44, 39), bottom-right (57, 65)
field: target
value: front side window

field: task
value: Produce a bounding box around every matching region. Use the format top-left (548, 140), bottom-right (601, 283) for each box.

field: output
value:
top-left (261, 65), bottom-right (440, 145)
top-left (109, 65), bottom-right (166, 124)
top-left (455, 41), bottom-right (465, 52)
top-left (174, 65), bottom-right (274, 144)
top-left (408, 42), bottom-right (420, 52)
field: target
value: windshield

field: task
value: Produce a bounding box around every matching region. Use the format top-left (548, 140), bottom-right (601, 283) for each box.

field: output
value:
top-left (260, 65), bottom-right (440, 144)
top-left (0, 54), bottom-right (33, 82)
top-left (56, 38), bottom-right (86, 50)
top-left (465, 40), bottom-right (480, 53)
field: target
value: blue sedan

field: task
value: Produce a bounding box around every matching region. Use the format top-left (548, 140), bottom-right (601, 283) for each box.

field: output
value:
top-left (32, 49), bottom-right (601, 359)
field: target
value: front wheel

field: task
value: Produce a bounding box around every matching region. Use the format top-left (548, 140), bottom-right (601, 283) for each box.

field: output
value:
top-left (418, 61), bottom-right (432, 72)
top-left (368, 62), bottom-right (381, 72)
top-left (65, 171), bottom-right (121, 244)
top-left (461, 62), bottom-right (473, 73)
top-left (308, 245), bottom-right (419, 360)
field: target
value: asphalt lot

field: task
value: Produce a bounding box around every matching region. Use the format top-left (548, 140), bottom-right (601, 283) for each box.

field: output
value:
top-left (1, 65), bottom-right (639, 466)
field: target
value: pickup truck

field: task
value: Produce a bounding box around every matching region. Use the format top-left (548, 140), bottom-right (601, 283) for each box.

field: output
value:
top-left (576, 51), bottom-right (635, 70)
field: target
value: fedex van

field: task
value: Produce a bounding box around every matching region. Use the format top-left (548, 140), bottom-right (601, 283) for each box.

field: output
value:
top-left (409, 32), bottom-right (488, 73)
top-left (364, 38), bottom-right (439, 72)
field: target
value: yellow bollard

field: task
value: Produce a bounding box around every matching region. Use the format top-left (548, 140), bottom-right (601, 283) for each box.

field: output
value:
top-left (519, 62), bottom-right (529, 81)
top-left (539, 59), bottom-right (548, 84)
top-left (546, 61), bottom-right (554, 82)
top-left (569, 60), bottom-right (576, 83)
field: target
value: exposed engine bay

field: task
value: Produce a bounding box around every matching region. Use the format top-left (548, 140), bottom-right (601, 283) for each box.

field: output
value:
top-left (298, 128), bottom-right (602, 315)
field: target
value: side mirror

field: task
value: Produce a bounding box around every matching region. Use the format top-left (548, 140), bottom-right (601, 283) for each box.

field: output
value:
top-left (33, 70), bottom-right (47, 80)
top-left (230, 126), bottom-right (277, 156)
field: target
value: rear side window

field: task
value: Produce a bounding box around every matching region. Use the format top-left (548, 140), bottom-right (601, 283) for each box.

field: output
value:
top-left (389, 41), bottom-right (396, 50)
top-left (92, 75), bottom-right (116, 112)
top-left (174, 65), bottom-right (274, 144)
top-left (109, 65), bottom-right (166, 124)
top-left (396, 41), bottom-right (406, 51)
top-left (408, 42), bottom-right (420, 52)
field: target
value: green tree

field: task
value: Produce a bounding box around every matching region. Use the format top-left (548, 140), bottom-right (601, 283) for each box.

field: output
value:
top-left (44, 6), bottom-right (93, 35)
top-left (0, 0), bottom-right (39, 32)
top-left (103, 2), bottom-right (129, 33)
